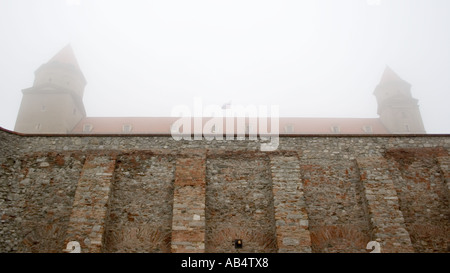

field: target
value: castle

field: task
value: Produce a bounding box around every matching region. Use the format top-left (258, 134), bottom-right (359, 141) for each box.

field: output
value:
top-left (0, 46), bottom-right (448, 253)
top-left (14, 45), bottom-right (426, 135)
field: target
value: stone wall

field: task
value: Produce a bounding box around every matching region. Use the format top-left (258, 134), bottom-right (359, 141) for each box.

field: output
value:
top-left (0, 128), bottom-right (449, 253)
top-left (385, 148), bottom-right (449, 252)
top-left (1, 151), bottom-right (84, 252)
top-left (104, 152), bottom-right (175, 253)
top-left (0, 129), bottom-right (20, 160)
top-left (0, 131), bottom-right (22, 252)
top-left (205, 152), bottom-right (277, 253)
top-left (302, 159), bottom-right (371, 253)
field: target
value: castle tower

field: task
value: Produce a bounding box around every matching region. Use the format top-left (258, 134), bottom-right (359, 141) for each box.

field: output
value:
top-left (14, 45), bottom-right (87, 133)
top-left (374, 66), bottom-right (426, 134)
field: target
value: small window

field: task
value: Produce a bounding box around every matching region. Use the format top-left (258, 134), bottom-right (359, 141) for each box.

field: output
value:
top-left (331, 126), bottom-right (340, 133)
top-left (83, 124), bottom-right (93, 133)
top-left (285, 124), bottom-right (294, 133)
top-left (35, 123), bottom-right (41, 131)
top-left (122, 124), bottom-right (132, 133)
top-left (363, 126), bottom-right (373, 133)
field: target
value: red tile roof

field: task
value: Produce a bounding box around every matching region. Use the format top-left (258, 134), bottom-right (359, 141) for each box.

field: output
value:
top-left (71, 117), bottom-right (389, 134)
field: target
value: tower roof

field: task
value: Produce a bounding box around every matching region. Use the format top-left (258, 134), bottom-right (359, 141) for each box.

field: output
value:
top-left (379, 66), bottom-right (410, 86)
top-left (48, 44), bottom-right (81, 70)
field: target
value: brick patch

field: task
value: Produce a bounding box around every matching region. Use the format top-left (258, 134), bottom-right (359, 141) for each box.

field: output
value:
top-left (171, 150), bottom-right (207, 253)
top-left (64, 153), bottom-right (116, 253)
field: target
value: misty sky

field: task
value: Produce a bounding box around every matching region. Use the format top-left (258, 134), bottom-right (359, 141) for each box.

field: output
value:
top-left (0, 0), bottom-right (449, 133)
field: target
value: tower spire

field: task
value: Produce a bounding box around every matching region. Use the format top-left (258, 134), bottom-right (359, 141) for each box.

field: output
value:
top-left (373, 66), bottom-right (425, 133)
top-left (14, 45), bottom-right (87, 133)
top-left (378, 66), bottom-right (409, 86)
top-left (48, 44), bottom-right (81, 70)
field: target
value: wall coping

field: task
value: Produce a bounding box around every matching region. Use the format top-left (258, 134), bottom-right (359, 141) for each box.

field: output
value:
top-left (1, 126), bottom-right (449, 138)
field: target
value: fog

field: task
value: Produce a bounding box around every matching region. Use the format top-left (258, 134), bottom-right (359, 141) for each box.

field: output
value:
top-left (1, 0), bottom-right (449, 133)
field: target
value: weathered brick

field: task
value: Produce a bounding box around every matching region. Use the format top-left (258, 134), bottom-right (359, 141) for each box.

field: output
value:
top-left (171, 152), bottom-right (206, 253)
top-left (64, 154), bottom-right (116, 253)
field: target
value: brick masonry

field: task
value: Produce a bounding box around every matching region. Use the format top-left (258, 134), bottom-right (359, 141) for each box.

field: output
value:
top-left (171, 150), bottom-right (207, 253)
top-left (64, 153), bottom-right (116, 253)
top-left (0, 128), bottom-right (449, 253)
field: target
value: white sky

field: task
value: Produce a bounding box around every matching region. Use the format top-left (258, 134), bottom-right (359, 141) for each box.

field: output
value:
top-left (0, 0), bottom-right (449, 133)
